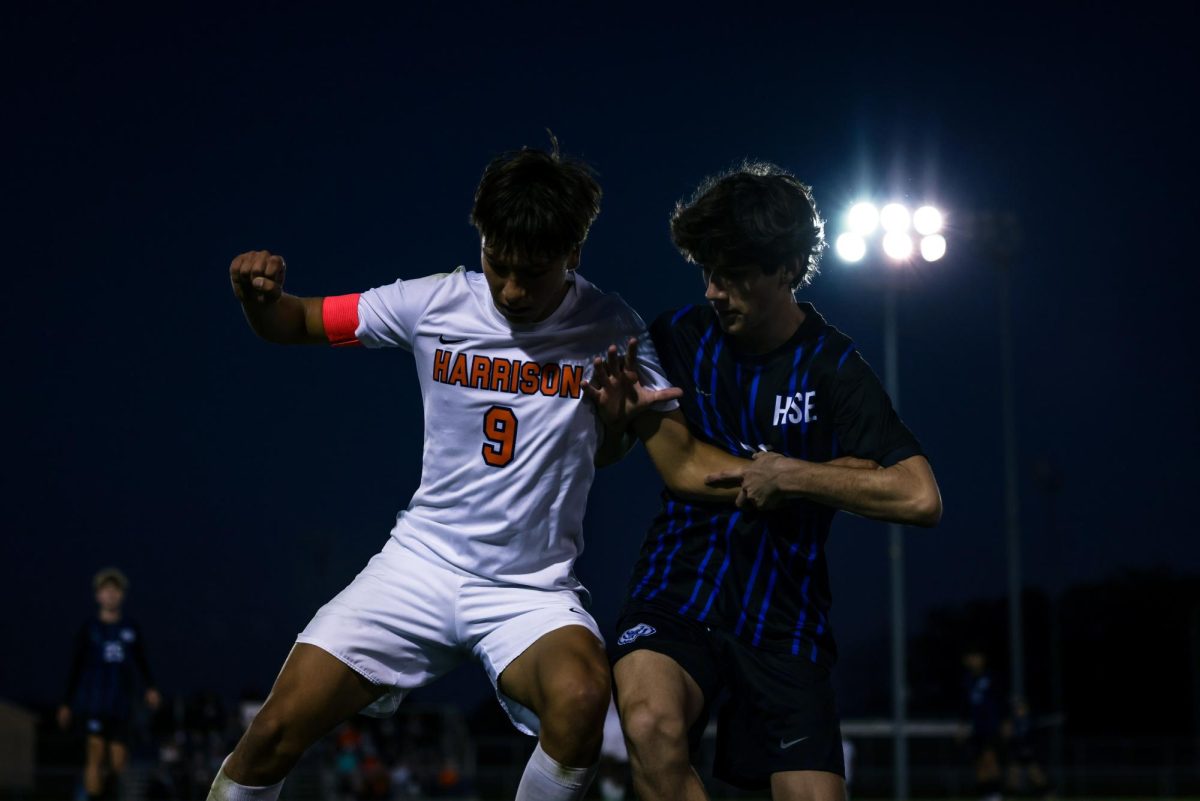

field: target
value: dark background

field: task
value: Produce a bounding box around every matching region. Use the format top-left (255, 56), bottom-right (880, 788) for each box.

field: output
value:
top-left (4, 3), bottom-right (1197, 735)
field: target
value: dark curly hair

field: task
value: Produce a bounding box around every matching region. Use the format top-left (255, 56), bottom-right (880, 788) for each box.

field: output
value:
top-left (470, 135), bottom-right (601, 265)
top-left (670, 162), bottom-right (825, 289)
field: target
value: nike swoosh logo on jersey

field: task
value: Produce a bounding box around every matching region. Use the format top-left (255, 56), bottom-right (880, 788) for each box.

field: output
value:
top-left (439, 335), bottom-right (469, 344)
top-left (780, 736), bottom-right (810, 749)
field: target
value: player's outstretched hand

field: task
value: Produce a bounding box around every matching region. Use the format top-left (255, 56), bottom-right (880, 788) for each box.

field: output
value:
top-left (230, 250), bottom-right (286, 305)
top-left (705, 453), bottom-right (881, 510)
top-left (583, 337), bottom-right (683, 431)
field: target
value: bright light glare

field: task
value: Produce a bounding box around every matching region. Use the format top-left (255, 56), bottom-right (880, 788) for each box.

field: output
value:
top-left (847, 203), bottom-right (879, 236)
top-left (880, 203), bottom-right (911, 232)
top-left (913, 206), bottom-right (943, 235)
top-left (836, 233), bottom-right (866, 262)
top-left (882, 231), bottom-right (914, 260)
top-left (920, 234), bottom-right (947, 262)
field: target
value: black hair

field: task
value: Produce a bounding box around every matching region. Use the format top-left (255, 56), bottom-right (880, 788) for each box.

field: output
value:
top-left (670, 161), bottom-right (824, 289)
top-left (470, 134), bottom-right (601, 265)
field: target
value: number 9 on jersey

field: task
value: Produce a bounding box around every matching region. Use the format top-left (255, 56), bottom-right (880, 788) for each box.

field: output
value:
top-left (482, 406), bottom-right (519, 468)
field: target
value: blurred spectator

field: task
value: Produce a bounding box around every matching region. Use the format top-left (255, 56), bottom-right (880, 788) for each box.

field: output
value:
top-left (598, 700), bottom-right (628, 801)
top-left (322, 708), bottom-right (474, 800)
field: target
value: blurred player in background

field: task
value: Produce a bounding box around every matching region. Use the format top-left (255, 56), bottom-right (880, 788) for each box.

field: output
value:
top-left (1005, 697), bottom-right (1052, 799)
top-left (209, 141), bottom-right (743, 801)
top-left (59, 568), bottom-right (161, 800)
top-left (596, 163), bottom-right (942, 801)
top-left (961, 646), bottom-right (1005, 801)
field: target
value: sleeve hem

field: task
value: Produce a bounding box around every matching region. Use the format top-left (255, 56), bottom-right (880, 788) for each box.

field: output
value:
top-left (878, 442), bottom-right (924, 469)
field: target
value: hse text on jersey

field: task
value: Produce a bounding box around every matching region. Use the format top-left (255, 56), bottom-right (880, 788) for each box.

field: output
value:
top-left (432, 348), bottom-right (585, 399)
top-left (773, 391), bottom-right (818, 426)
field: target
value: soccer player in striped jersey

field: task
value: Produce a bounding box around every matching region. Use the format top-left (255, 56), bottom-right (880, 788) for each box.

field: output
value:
top-left (59, 568), bottom-right (160, 801)
top-left (603, 163), bottom-right (943, 801)
top-left (208, 144), bottom-right (744, 801)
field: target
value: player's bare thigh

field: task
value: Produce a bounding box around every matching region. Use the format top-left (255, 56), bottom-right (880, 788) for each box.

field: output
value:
top-left (496, 624), bottom-right (609, 767)
top-left (770, 769), bottom-right (846, 801)
top-left (613, 649), bottom-right (706, 733)
top-left (613, 650), bottom-right (708, 801)
top-left (225, 643), bottom-right (384, 784)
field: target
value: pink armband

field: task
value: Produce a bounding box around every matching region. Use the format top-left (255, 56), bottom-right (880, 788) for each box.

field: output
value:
top-left (322, 293), bottom-right (361, 347)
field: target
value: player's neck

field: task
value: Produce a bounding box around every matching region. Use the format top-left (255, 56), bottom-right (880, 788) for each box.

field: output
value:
top-left (736, 302), bottom-right (806, 355)
top-left (98, 608), bottom-right (121, 624)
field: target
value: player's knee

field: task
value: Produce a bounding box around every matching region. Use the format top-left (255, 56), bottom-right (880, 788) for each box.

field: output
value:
top-left (620, 697), bottom-right (688, 757)
top-left (239, 708), bottom-right (305, 780)
top-left (546, 669), bottom-right (610, 728)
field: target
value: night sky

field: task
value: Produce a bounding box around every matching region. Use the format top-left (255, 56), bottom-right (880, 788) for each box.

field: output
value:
top-left (4, 4), bottom-right (1196, 716)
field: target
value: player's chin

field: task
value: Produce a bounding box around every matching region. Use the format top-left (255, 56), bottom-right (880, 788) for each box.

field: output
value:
top-left (498, 303), bottom-right (542, 324)
top-left (716, 312), bottom-right (743, 333)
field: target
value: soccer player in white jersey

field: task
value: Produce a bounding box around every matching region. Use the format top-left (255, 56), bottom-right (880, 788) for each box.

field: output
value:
top-left (208, 144), bottom-right (740, 801)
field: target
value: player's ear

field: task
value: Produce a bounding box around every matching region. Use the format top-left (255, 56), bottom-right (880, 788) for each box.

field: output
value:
top-left (566, 248), bottom-right (581, 272)
top-left (782, 258), bottom-right (802, 288)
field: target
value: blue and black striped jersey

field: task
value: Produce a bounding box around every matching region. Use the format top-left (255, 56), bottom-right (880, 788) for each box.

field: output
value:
top-left (64, 616), bottom-right (154, 719)
top-left (625, 302), bottom-right (923, 665)
top-left (964, 670), bottom-right (1005, 736)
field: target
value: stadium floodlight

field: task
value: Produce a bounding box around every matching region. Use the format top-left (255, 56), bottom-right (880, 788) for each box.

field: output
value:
top-left (882, 231), bottom-right (914, 260)
top-left (835, 232), bottom-right (867, 263)
top-left (920, 233), bottom-right (947, 262)
top-left (831, 189), bottom-right (952, 800)
top-left (880, 203), bottom-right (911, 233)
top-left (847, 202), bottom-right (879, 236)
top-left (834, 200), bottom-right (947, 265)
top-left (913, 205), bottom-right (943, 235)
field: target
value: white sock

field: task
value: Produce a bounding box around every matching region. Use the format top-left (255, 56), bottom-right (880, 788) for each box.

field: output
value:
top-left (514, 742), bottom-right (598, 801)
top-left (207, 757), bottom-right (285, 801)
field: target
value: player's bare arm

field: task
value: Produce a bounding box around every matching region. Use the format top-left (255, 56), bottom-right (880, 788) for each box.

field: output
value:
top-left (707, 450), bottom-right (942, 526)
top-left (583, 338), bottom-right (740, 496)
top-left (586, 338), bottom-right (876, 499)
top-left (638, 414), bottom-right (881, 505)
top-left (592, 423), bottom-right (639, 468)
top-left (584, 338), bottom-right (682, 467)
top-left (633, 410), bottom-right (744, 501)
top-left (230, 250), bottom-right (326, 344)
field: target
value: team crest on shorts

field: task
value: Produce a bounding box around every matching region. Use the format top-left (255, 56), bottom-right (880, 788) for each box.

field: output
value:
top-left (618, 623), bottom-right (657, 645)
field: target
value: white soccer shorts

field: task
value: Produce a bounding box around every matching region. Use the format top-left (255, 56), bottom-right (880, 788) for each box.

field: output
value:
top-left (296, 539), bottom-right (603, 734)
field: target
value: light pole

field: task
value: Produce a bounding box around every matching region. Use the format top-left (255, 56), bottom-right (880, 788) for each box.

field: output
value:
top-left (835, 201), bottom-right (946, 801)
top-left (969, 211), bottom-right (1027, 708)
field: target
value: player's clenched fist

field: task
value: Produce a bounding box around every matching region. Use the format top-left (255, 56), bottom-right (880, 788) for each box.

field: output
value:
top-left (230, 250), bottom-right (286, 305)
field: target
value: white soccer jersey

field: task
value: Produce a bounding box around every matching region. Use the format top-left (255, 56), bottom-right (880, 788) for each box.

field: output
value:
top-left (323, 268), bottom-right (676, 594)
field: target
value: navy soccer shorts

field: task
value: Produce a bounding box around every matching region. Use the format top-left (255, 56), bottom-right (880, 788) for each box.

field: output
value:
top-left (613, 602), bottom-right (844, 789)
top-left (84, 714), bottom-right (131, 743)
